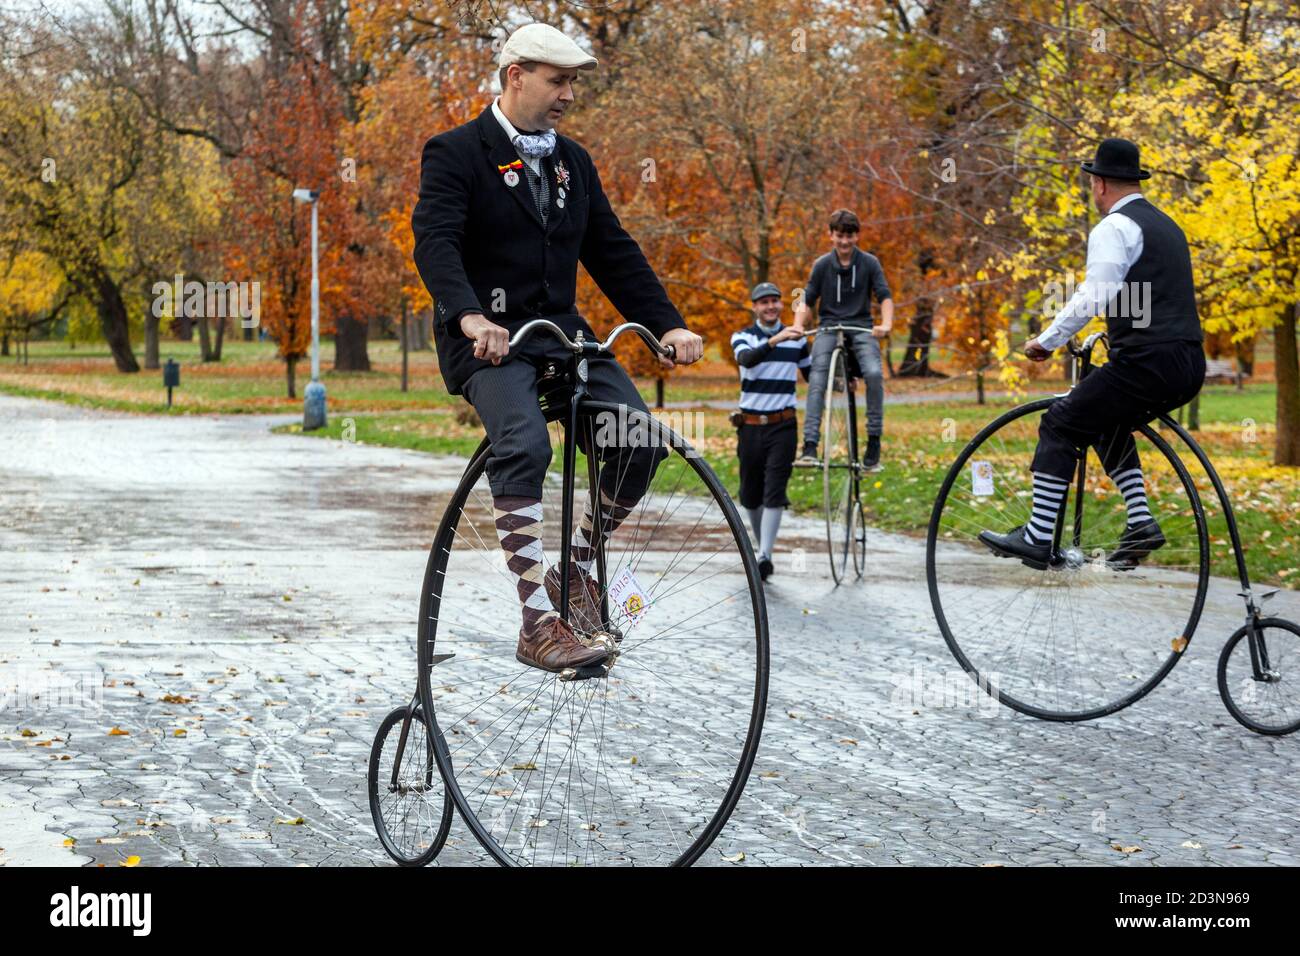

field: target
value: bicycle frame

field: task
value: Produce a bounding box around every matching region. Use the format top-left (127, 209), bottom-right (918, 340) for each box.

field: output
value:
top-left (1065, 332), bottom-right (1278, 681)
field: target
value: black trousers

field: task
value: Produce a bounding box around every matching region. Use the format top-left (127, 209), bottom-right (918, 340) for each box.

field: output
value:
top-left (1031, 340), bottom-right (1206, 481)
top-left (461, 354), bottom-right (665, 500)
top-left (737, 418), bottom-right (798, 509)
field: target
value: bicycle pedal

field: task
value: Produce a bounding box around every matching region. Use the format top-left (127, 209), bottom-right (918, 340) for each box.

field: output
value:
top-left (558, 664), bottom-right (608, 682)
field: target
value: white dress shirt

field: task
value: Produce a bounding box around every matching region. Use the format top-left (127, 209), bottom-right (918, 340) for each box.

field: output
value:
top-left (491, 97), bottom-right (542, 175)
top-left (1037, 192), bottom-right (1145, 351)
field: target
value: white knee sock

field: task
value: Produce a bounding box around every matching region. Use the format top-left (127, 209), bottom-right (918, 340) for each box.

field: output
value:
top-left (759, 506), bottom-right (783, 560)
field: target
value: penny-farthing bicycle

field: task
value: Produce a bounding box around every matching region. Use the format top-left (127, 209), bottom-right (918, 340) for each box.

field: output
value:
top-left (417, 320), bottom-right (770, 866)
top-left (927, 331), bottom-right (1299, 732)
top-left (797, 324), bottom-right (870, 584)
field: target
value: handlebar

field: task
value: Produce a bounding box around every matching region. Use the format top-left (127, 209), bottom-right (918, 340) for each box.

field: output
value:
top-left (1067, 330), bottom-right (1108, 359)
top-left (506, 318), bottom-right (677, 361)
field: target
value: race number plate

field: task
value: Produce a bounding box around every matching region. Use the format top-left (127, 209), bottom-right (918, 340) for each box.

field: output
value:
top-left (970, 460), bottom-right (995, 497)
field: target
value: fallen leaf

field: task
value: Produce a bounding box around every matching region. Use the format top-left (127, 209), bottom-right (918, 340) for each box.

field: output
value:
top-left (63, 838), bottom-right (76, 847)
top-left (19, 729), bottom-right (37, 738)
top-left (274, 816), bottom-right (305, 826)
top-left (120, 856), bottom-right (140, 867)
top-left (172, 729), bottom-right (187, 737)
top-left (1171, 636), bottom-right (1188, 653)
top-left (1111, 844), bottom-right (1142, 854)
top-left (1181, 840), bottom-right (1202, 849)
top-left (160, 694), bottom-right (193, 704)
top-left (511, 762), bottom-right (537, 771)
top-left (721, 851), bottom-right (745, 863)
top-left (107, 727), bottom-right (129, 736)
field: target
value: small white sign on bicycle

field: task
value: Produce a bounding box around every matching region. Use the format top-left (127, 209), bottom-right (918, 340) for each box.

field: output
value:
top-left (608, 567), bottom-right (651, 622)
top-left (971, 460), bottom-right (995, 497)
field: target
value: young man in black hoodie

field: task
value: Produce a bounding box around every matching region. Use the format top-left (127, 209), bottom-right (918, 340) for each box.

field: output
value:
top-left (795, 209), bottom-right (895, 471)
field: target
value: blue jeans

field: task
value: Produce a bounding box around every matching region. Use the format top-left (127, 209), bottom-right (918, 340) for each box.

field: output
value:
top-left (803, 327), bottom-right (884, 446)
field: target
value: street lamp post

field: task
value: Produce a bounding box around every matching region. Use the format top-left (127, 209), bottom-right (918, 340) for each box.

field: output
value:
top-left (293, 187), bottom-right (326, 430)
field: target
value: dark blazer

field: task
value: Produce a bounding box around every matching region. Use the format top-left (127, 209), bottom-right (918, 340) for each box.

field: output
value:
top-left (411, 106), bottom-right (686, 394)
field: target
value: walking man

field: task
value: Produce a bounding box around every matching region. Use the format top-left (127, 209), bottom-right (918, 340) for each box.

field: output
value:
top-left (795, 209), bottom-right (895, 471)
top-left (731, 282), bottom-right (811, 582)
top-left (979, 138), bottom-right (1205, 568)
top-left (411, 23), bottom-right (703, 671)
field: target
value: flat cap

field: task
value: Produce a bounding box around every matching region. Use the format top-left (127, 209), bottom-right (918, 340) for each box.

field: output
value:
top-left (499, 23), bottom-right (598, 72)
top-left (750, 282), bottom-right (782, 302)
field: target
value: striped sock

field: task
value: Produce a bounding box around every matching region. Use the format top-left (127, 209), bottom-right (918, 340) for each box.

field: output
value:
top-left (1024, 472), bottom-right (1071, 545)
top-left (1111, 466), bottom-right (1152, 528)
top-left (493, 495), bottom-right (557, 631)
top-left (571, 490), bottom-right (636, 575)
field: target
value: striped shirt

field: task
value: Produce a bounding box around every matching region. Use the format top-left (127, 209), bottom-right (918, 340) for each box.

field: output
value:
top-left (731, 322), bottom-right (811, 413)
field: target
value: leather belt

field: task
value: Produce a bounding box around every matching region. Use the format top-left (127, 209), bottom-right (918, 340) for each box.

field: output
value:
top-left (738, 407), bottom-right (796, 426)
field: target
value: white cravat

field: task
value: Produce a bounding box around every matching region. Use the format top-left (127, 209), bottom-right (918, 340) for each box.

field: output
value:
top-left (491, 97), bottom-right (543, 175)
top-left (1038, 193), bottom-right (1146, 351)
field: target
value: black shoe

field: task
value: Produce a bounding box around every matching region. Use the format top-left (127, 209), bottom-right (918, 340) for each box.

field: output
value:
top-left (978, 524), bottom-right (1051, 571)
top-left (796, 441), bottom-right (819, 466)
top-left (862, 435), bottom-right (882, 472)
top-left (758, 556), bottom-right (774, 581)
top-left (1108, 519), bottom-right (1166, 568)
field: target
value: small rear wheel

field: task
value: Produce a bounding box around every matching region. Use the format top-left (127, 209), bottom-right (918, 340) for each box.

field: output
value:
top-left (1218, 618), bottom-right (1300, 735)
top-left (368, 705), bottom-right (454, 866)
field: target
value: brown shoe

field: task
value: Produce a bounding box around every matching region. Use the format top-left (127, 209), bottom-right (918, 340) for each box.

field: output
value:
top-left (544, 565), bottom-right (623, 643)
top-left (516, 615), bottom-right (609, 673)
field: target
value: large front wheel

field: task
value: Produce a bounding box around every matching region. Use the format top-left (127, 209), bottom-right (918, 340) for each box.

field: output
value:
top-left (418, 405), bottom-right (769, 866)
top-left (926, 399), bottom-right (1210, 721)
top-left (823, 347), bottom-right (856, 584)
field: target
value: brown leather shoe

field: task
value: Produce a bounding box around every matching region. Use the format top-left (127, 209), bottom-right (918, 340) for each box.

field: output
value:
top-left (516, 615), bottom-right (609, 673)
top-left (544, 565), bottom-right (623, 642)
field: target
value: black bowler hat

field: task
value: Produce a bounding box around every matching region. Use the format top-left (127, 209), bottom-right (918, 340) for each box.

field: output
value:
top-left (1080, 137), bottom-right (1151, 181)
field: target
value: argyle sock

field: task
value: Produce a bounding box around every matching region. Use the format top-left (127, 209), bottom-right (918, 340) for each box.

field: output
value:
top-left (493, 495), bottom-right (557, 631)
top-left (1111, 466), bottom-right (1152, 528)
top-left (1024, 472), bottom-right (1071, 545)
top-left (571, 489), bottom-right (636, 575)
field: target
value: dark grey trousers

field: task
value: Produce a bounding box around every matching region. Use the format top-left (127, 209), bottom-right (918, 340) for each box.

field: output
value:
top-left (461, 354), bottom-right (665, 500)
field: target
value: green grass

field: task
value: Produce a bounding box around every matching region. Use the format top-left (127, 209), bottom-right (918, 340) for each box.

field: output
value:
top-left (284, 382), bottom-right (1298, 587)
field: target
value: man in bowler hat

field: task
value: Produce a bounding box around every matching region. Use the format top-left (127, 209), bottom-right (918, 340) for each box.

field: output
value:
top-left (979, 138), bottom-right (1205, 569)
top-left (412, 23), bottom-right (704, 672)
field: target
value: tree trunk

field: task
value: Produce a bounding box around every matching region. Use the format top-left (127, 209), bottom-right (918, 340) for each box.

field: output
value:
top-left (144, 310), bottom-right (160, 369)
top-left (174, 310), bottom-right (193, 341)
top-left (418, 309), bottom-right (432, 350)
top-left (400, 302), bottom-right (409, 393)
top-left (243, 323), bottom-right (254, 342)
top-left (1187, 391), bottom-right (1200, 431)
top-left (286, 356), bottom-right (297, 399)
top-left (96, 273), bottom-right (139, 372)
top-left (334, 314), bottom-right (371, 371)
top-left (2, 331), bottom-right (8, 356)
top-left (213, 315), bottom-right (226, 361)
top-left (898, 302), bottom-right (934, 377)
top-left (1275, 303), bottom-right (1300, 466)
top-left (975, 368), bottom-right (985, 404)
top-left (197, 314), bottom-right (214, 361)
top-left (655, 377), bottom-right (665, 409)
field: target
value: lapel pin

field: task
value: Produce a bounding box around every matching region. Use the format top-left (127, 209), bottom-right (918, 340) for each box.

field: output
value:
top-left (498, 159), bottom-right (523, 188)
top-left (555, 160), bottom-right (570, 189)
